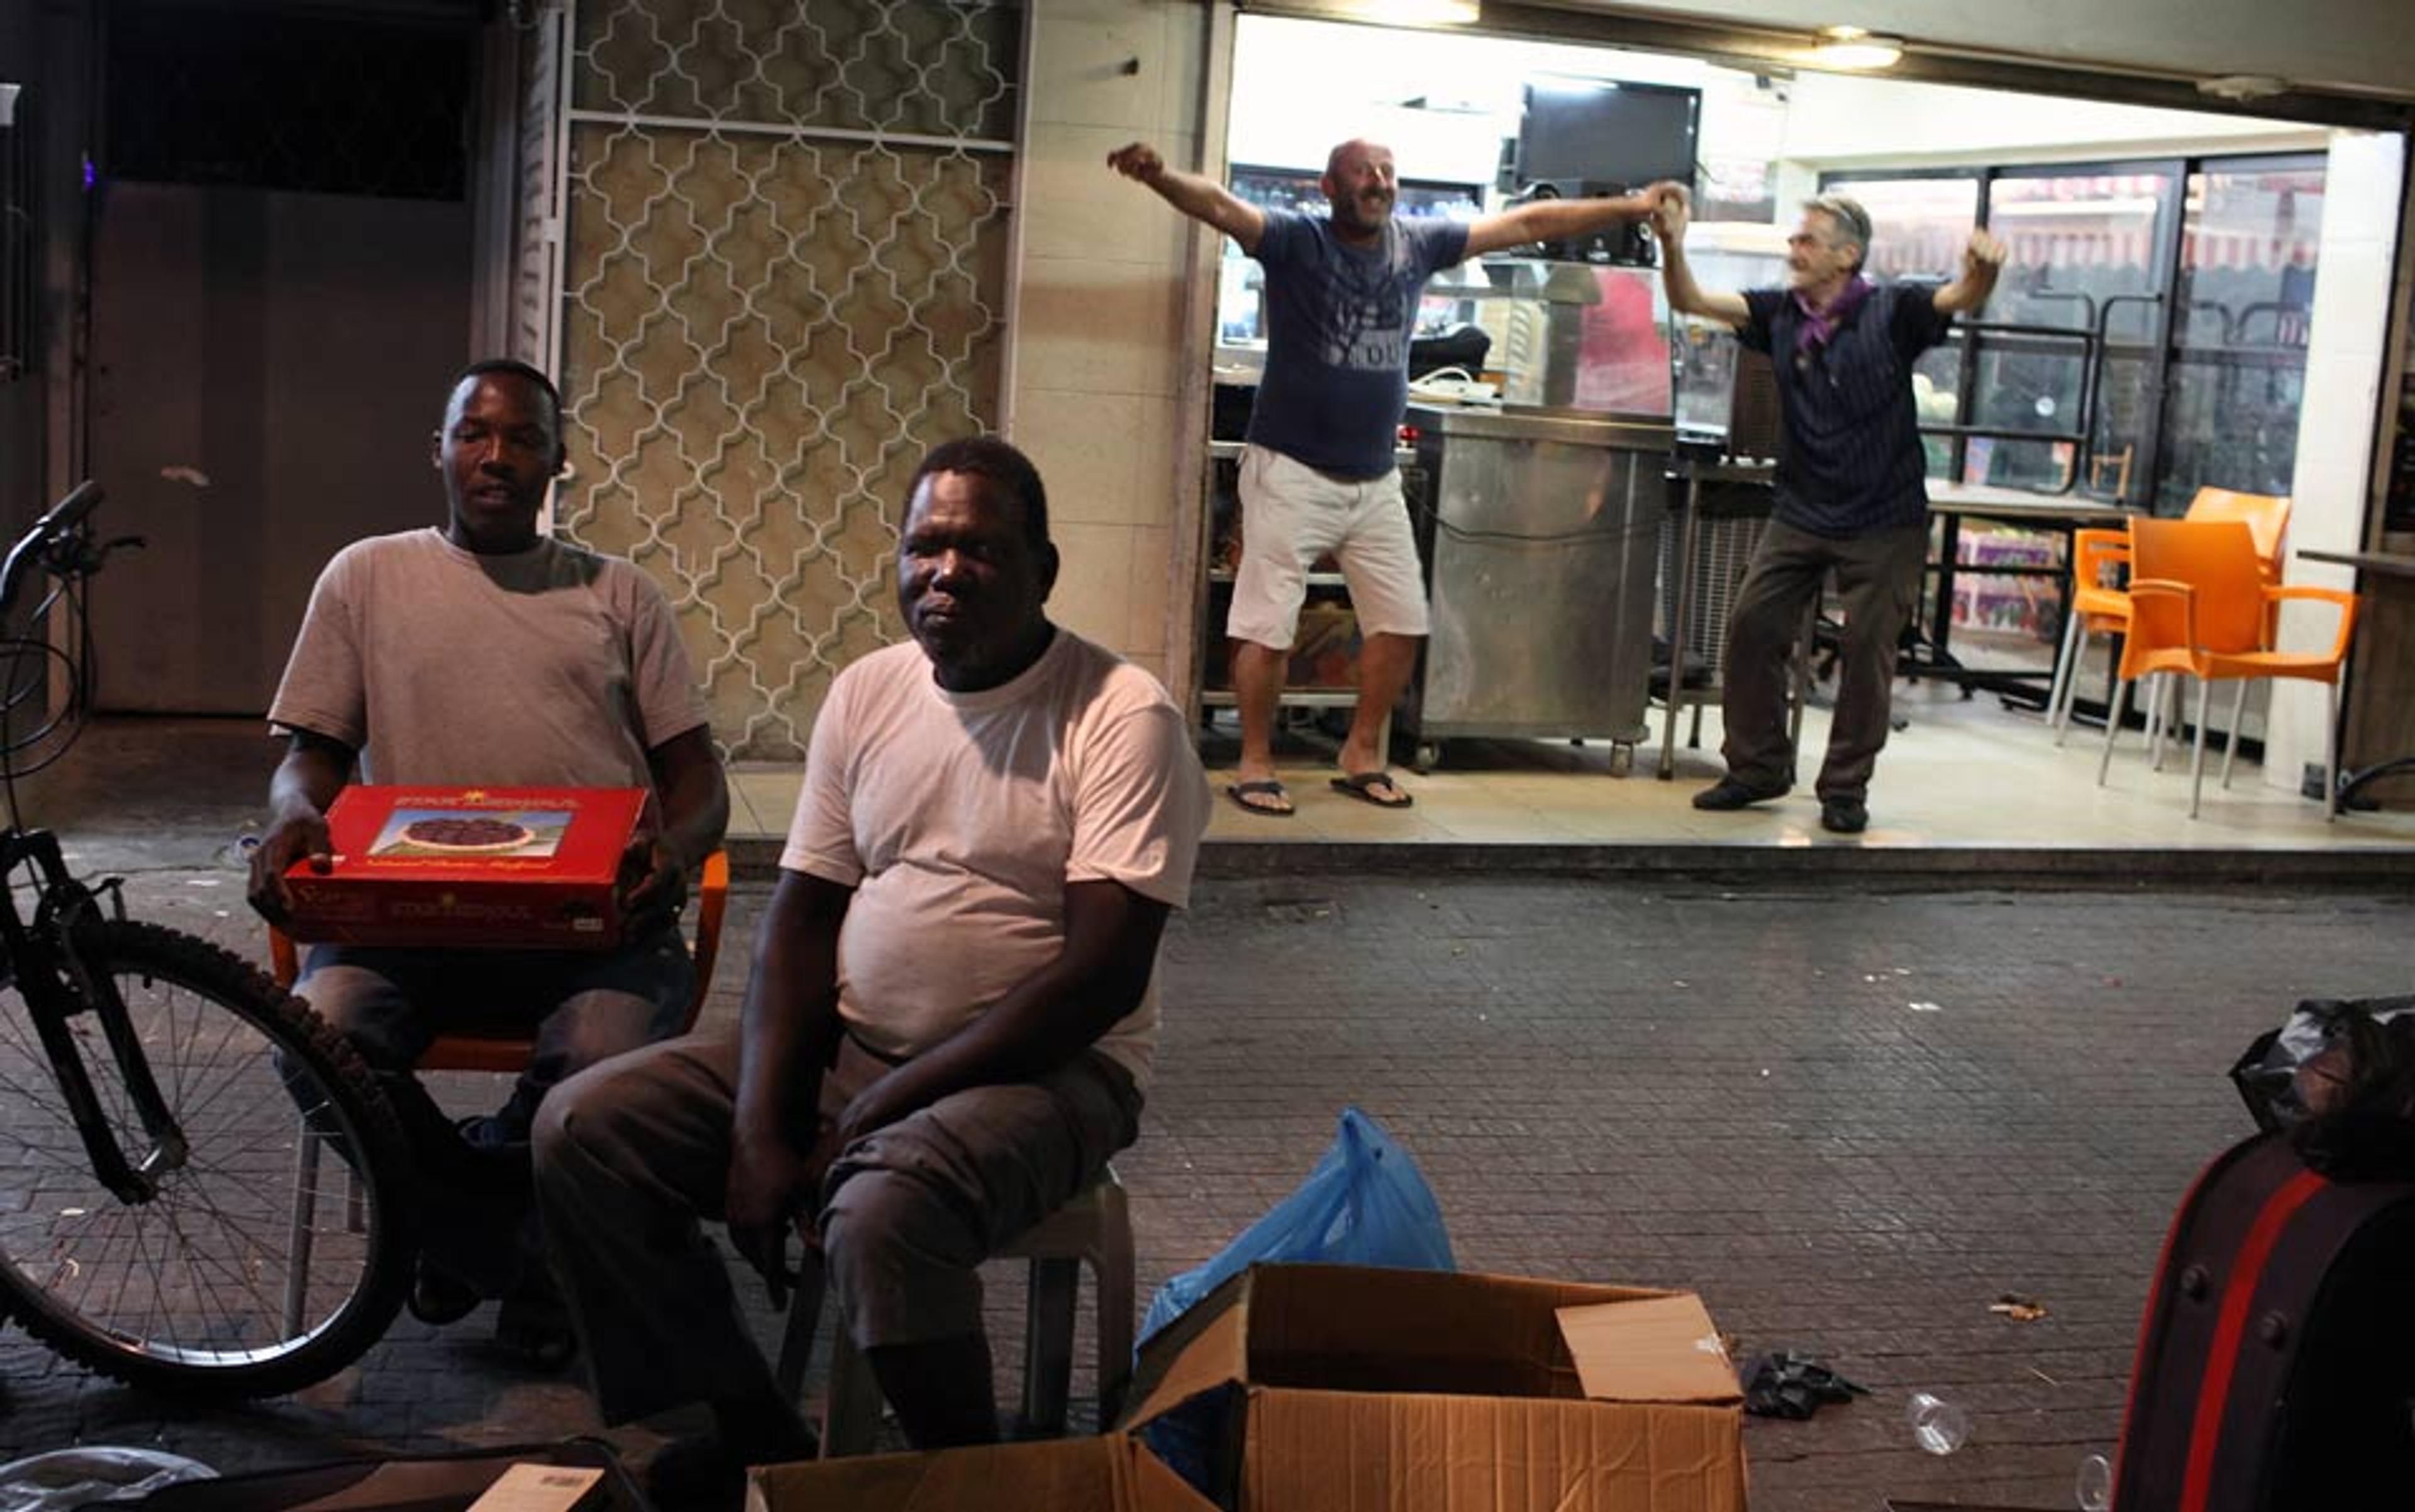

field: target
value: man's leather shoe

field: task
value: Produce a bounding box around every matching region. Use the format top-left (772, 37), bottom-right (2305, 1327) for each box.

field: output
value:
top-left (1819, 798), bottom-right (1869, 835)
top-left (407, 1259), bottom-right (482, 1326)
top-left (1692, 776), bottom-right (1787, 811)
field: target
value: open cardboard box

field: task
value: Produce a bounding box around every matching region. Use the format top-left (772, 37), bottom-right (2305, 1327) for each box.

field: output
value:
top-left (1117, 1262), bottom-right (1746, 1512)
top-left (747, 1437), bottom-right (1218, 1512)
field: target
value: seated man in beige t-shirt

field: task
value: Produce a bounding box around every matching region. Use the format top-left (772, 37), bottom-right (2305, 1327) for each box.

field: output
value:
top-left (536, 437), bottom-right (1211, 1506)
top-left (247, 360), bottom-right (728, 1342)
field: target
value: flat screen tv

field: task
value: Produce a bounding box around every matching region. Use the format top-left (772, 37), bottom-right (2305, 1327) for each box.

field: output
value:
top-left (1516, 78), bottom-right (1700, 191)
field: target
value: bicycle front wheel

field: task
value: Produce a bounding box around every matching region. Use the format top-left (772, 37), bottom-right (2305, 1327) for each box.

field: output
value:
top-left (0, 919), bottom-right (414, 1396)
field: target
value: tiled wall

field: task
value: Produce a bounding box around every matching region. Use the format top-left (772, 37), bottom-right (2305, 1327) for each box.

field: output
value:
top-left (2267, 129), bottom-right (2406, 794)
top-left (1007, 0), bottom-right (1213, 694)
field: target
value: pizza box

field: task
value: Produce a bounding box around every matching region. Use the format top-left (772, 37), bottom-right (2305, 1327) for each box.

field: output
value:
top-left (280, 785), bottom-right (649, 950)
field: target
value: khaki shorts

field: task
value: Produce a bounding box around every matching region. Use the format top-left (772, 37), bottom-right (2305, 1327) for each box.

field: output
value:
top-left (1227, 443), bottom-right (1430, 649)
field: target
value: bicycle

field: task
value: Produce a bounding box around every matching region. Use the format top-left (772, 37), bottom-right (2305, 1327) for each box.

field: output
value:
top-left (0, 482), bottom-right (415, 1396)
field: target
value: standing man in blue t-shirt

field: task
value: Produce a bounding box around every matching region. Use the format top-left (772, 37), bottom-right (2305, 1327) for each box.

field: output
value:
top-left (1113, 137), bottom-right (1679, 816)
top-left (1655, 189), bottom-right (2006, 834)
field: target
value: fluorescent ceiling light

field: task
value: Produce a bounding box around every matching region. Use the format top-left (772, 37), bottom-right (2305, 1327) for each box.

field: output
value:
top-left (1274, 0), bottom-right (1481, 25)
top-left (1807, 26), bottom-right (1903, 70)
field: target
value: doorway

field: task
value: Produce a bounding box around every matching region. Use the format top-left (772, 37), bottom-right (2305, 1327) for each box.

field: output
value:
top-left (84, 0), bottom-right (478, 714)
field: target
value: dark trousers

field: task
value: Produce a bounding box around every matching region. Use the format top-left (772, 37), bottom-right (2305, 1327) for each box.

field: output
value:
top-left (1720, 518), bottom-right (1929, 803)
top-left (534, 1032), bottom-right (1142, 1426)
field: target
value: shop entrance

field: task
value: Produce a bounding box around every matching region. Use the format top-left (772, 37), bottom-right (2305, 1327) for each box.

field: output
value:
top-left (1193, 12), bottom-right (2402, 818)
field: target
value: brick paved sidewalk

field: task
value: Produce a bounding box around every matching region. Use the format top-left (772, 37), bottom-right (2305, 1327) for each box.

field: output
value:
top-left (5, 869), bottom-right (2412, 1511)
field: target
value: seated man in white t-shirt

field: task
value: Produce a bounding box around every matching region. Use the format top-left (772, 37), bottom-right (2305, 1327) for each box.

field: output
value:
top-left (535, 437), bottom-right (1212, 1507)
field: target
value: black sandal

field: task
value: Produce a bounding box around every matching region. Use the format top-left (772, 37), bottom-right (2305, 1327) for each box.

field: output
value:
top-left (406, 1259), bottom-right (482, 1326)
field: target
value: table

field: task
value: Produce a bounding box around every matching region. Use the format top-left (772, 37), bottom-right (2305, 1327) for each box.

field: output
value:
top-left (2297, 547), bottom-right (2415, 808)
top-left (1913, 481), bottom-right (2130, 708)
top-left (1655, 469), bottom-right (2126, 778)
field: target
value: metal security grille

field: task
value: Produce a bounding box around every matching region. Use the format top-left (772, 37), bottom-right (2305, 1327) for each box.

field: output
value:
top-left (553, 0), bottom-right (1019, 759)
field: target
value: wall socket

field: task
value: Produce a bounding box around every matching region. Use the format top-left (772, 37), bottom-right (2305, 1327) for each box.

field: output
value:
top-left (2301, 762), bottom-right (2331, 801)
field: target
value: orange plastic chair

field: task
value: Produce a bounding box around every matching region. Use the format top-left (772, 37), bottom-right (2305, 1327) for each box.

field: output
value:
top-left (2047, 526), bottom-right (2135, 743)
top-left (2048, 489), bottom-right (2294, 746)
top-left (2185, 487), bottom-right (2292, 584)
top-left (2094, 520), bottom-right (2356, 820)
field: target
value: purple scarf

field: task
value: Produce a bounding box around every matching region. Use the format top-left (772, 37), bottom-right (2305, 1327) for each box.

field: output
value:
top-left (1793, 276), bottom-right (1874, 356)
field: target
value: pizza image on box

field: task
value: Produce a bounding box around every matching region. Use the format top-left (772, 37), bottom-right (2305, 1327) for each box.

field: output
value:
top-left (369, 807), bottom-right (571, 860)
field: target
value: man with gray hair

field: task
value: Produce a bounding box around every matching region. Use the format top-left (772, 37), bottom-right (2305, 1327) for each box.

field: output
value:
top-left (1655, 189), bottom-right (2006, 833)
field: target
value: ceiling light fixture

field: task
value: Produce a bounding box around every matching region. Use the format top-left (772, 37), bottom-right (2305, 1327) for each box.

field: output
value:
top-left (2196, 74), bottom-right (2289, 102)
top-left (1807, 26), bottom-right (1904, 71)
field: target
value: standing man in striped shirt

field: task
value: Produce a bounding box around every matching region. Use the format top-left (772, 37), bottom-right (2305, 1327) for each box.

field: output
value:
top-left (1655, 190), bottom-right (2006, 834)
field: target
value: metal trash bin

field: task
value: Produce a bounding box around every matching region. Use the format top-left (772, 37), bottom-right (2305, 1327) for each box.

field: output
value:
top-left (1403, 406), bottom-right (1672, 772)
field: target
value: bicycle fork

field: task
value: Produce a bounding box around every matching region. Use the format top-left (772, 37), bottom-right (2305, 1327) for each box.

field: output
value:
top-left (3, 830), bottom-right (184, 1204)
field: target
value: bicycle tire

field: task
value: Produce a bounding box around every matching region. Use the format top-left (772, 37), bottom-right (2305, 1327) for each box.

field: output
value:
top-left (0, 919), bottom-right (415, 1396)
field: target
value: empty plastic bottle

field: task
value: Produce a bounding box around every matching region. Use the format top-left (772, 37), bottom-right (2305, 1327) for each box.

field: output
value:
top-left (1906, 1392), bottom-right (1970, 1455)
top-left (2075, 1452), bottom-right (2112, 1511)
top-left (212, 821), bottom-right (262, 871)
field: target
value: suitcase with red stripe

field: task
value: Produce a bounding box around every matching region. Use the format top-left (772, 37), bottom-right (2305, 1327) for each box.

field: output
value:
top-left (2110, 1130), bottom-right (2415, 1510)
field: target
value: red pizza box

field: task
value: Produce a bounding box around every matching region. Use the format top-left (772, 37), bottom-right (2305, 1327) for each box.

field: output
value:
top-left (281, 785), bottom-right (650, 950)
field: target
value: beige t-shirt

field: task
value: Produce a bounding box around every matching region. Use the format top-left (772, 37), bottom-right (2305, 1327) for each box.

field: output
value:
top-left (269, 528), bottom-right (710, 793)
top-left (781, 630), bottom-right (1211, 1087)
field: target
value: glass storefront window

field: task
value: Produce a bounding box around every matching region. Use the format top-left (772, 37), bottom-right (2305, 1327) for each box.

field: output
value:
top-left (1836, 175), bottom-right (1980, 281)
top-left (1966, 168), bottom-right (2178, 496)
top-left (2155, 161), bottom-right (2324, 510)
top-left (2157, 353), bottom-right (2309, 508)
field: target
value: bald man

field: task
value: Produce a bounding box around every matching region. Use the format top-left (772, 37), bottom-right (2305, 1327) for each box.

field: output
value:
top-left (1113, 138), bottom-right (1681, 816)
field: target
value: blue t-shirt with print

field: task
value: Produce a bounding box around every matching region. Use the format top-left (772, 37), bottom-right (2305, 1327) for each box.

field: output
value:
top-left (1245, 209), bottom-right (1471, 481)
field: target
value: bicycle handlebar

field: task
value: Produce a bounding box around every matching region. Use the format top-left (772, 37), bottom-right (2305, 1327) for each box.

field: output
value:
top-left (0, 482), bottom-right (104, 621)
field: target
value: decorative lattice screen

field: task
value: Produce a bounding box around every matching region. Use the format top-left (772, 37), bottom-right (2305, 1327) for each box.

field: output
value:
top-left (554, 0), bottom-right (1019, 759)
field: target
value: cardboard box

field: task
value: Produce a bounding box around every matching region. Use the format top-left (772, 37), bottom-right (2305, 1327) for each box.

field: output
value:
top-left (1118, 1263), bottom-right (1746, 1512)
top-left (281, 785), bottom-right (648, 950)
top-left (747, 1437), bottom-right (1219, 1512)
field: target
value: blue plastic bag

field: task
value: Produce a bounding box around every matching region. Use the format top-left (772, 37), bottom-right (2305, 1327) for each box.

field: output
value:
top-left (1138, 1104), bottom-right (1454, 1347)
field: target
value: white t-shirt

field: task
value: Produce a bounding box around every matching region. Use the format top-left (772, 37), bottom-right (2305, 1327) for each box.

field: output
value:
top-left (780, 630), bottom-right (1211, 1087)
top-left (269, 528), bottom-right (710, 794)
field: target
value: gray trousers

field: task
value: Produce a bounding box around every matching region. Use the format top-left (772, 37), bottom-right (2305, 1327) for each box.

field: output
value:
top-left (300, 928), bottom-right (694, 1140)
top-left (300, 930), bottom-right (693, 1294)
top-left (1721, 518), bottom-right (1929, 803)
top-left (532, 1030), bottom-right (1143, 1426)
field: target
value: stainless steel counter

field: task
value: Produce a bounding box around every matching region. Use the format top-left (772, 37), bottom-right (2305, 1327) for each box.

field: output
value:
top-left (1403, 405), bottom-right (1675, 768)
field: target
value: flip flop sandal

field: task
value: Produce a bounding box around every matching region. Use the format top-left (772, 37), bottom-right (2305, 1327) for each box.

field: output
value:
top-left (1226, 779), bottom-right (1294, 817)
top-left (1330, 771), bottom-right (1413, 809)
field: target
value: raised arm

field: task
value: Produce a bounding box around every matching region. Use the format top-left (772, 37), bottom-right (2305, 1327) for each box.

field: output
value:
top-left (1463, 179), bottom-right (1682, 259)
top-left (1650, 186), bottom-right (1749, 330)
top-left (1935, 228), bottom-right (2009, 315)
top-left (1108, 141), bottom-right (1266, 255)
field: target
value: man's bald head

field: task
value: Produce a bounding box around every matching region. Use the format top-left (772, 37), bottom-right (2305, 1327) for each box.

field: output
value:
top-left (1321, 137), bottom-right (1399, 238)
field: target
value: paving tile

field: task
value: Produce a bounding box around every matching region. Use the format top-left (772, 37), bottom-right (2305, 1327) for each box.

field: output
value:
top-left (5, 721), bottom-right (2414, 1508)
